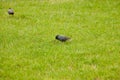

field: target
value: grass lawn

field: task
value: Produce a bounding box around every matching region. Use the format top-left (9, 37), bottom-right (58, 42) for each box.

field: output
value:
top-left (0, 0), bottom-right (120, 80)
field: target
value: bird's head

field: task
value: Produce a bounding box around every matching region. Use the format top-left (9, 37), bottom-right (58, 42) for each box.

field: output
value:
top-left (55, 35), bottom-right (59, 39)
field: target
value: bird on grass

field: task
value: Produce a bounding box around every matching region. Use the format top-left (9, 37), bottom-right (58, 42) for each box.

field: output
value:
top-left (55, 35), bottom-right (71, 42)
top-left (8, 8), bottom-right (14, 15)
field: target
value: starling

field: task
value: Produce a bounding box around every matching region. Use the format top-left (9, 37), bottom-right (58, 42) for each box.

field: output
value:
top-left (55, 35), bottom-right (71, 42)
top-left (8, 8), bottom-right (14, 15)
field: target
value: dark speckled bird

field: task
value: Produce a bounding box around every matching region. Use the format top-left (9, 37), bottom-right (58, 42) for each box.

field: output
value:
top-left (8, 8), bottom-right (14, 15)
top-left (55, 35), bottom-right (71, 42)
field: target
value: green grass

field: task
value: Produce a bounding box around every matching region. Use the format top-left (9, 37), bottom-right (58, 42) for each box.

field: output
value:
top-left (0, 0), bottom-right (120, 80)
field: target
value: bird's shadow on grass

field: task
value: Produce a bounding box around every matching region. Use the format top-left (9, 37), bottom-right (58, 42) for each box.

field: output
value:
top-left (7, 14), bottom-right (31, 20)
top-left (50, 40), bottom-right (72, 45)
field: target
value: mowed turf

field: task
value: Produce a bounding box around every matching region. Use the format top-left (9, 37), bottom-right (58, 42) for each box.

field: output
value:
top-left (0, 0), bottom-right (120, 80)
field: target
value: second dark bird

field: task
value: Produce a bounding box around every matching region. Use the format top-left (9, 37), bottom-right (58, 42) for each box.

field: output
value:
top-left (8, 8), bottom-right (14, 15)
top-left (55, 35), bottom-right (71, 42)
